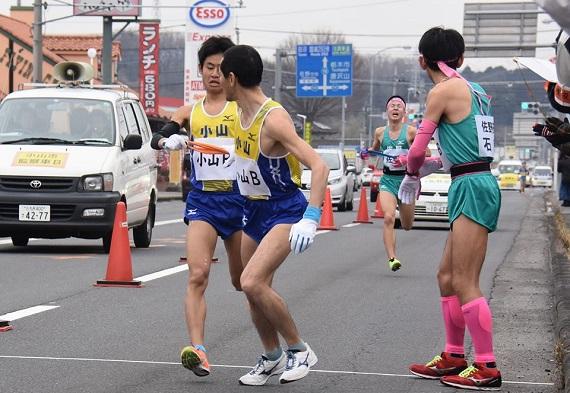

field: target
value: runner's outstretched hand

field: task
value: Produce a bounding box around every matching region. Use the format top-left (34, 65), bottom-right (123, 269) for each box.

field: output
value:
top-left (289, 205), bottom-right (321, 254)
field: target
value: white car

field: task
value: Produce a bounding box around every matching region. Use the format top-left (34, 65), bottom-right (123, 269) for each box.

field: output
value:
top-left (301, 148), bottom-right (355, 211)
top-left (359, 167), bottom-right (373, 186)
top-left (0, 62), bottom-right (158, 252)
top-left (413, 170), bottom-right (451, 224)
top-left (531, 165), bottom-right (553, 187)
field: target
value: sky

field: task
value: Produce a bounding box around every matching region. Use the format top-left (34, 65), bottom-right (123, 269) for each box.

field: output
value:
top-left (0, 0), bottom-right (562, 71)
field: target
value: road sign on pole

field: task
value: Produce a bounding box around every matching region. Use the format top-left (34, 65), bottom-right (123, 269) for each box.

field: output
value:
top-left (296, 44), bottom-right (352, 98)
top-left (463, 1), bottom-right (541, 58)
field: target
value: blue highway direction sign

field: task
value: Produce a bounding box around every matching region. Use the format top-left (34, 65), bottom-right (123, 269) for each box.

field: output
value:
top-left (296, 44), bottom-right (352, 98)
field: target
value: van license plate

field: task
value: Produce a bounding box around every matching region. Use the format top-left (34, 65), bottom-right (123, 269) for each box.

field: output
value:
top-left (19, 205), bottom-right (50, 221)
top-left (426, 202), bottom-right (447, 214)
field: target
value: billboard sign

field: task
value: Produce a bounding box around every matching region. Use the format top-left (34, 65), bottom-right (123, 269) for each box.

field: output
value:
top-left (73, 0), bottom-right (142, 17)
top-left (463, 1), bottom-right (539, 57)
top-left (296, 44), bottom-right (352, 98)
top-left (139, 22), bottom-right (160, 116)
top-left (184, 0), bottom-right (235, 104)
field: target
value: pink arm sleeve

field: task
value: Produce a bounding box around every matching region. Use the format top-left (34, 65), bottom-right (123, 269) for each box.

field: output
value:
top-left (406, 119), bottom-right (438, 174)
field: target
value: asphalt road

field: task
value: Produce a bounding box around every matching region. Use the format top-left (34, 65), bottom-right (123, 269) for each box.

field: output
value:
top-left (0, 189), bottom-right (558, 393)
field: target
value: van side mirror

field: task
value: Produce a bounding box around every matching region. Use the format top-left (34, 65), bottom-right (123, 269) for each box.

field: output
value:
top-left (347, 165), bottom-right (356, 174)
top-left (123, 134), bottom-right (142, 150)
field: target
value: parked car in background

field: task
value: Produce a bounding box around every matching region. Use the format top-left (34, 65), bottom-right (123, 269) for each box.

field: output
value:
top-left (497, 159), bottom-right (523, 191)
top-left (301, 148), bottom-right (355, 211)
top-left (411, 169), bottom-right (452, 226)
top-left (395, 143), bottom-right (450, 228)
top-left (531, 165), bottom-right (553, 187)
top-left (0, 62), bottom-right (158, 252)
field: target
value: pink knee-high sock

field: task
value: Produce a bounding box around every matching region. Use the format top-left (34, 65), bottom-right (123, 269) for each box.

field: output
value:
top-left (462, 297), bottom-right (496, 363)
top-left (441, 295), bottom-right (465, 354)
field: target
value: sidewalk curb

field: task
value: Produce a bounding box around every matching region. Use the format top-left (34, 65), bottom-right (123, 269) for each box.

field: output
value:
top-left (550, 194), bottom-right (570, 392)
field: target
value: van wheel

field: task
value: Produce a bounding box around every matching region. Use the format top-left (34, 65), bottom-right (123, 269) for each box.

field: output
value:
top-left (102, 232), bottom-right (112, 253)
top-left (11, 236), bottom-right (29, 247)
top-left (133, 201), bottom-right (155, 248)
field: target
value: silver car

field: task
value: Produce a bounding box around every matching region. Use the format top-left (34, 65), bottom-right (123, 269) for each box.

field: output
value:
top-left (301, 148), bottom-right (355, 211)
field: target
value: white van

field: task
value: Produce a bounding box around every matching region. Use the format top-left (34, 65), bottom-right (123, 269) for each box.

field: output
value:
top-left (0, 74), bottom-right (157, 252)
top-left (531, 165), bottom-right (553, 187)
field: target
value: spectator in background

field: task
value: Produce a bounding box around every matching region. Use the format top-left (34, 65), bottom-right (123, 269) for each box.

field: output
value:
top-left (558, 154), bottom-right (570, 206)
top-left (520, 161), bottom-right (529, 193)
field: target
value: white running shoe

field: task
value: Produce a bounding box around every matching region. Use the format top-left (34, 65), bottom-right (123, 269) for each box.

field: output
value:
top-left (238, 352), bottom-right (287, 386)
top-left (279, 344), bottom-right (318, 384)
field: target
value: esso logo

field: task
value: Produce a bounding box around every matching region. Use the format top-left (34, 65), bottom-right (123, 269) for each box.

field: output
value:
top-left (189, 0), bottom-right (230, 29)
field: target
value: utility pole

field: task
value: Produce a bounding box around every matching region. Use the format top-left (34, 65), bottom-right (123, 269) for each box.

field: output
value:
top-left (340, 97), bottom-right (346, 151)
top-left (102, 16), bottom-right (113, 84)
top-left (32, 0), bottom-right (42, 83)
top-left (274, 48), bottom-right (283, 102)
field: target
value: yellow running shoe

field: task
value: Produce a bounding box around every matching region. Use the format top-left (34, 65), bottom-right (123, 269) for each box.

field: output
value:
top-left (181, 346), bottom-right (210, 377)
top-left (389, 258), bottom-right (402, 272)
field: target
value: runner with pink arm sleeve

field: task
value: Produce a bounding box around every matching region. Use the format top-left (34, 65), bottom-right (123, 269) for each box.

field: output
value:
top-left (405, 27), bottom-right (502, 391)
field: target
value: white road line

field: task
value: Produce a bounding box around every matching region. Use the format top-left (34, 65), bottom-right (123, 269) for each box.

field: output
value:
top-left (342, 223), bottom-right (361, 228)
top-left (0, 305), bottom-right (59, 321)
top-left (0, 355), bottom-right (554, 386)
top-left (134, 265), bottom-right (188, 282)
top-left (155, 218), bottom-right (183, 227)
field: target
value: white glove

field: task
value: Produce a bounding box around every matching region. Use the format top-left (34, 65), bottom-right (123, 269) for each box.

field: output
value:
top-left (398, 174), bottom-right (421, 205)
top-left (163, 134), bottom-right (188, 151)
top-left (289, 218), bottom-right (318, 254)
top-left (419, 157), bottom-right (443, 178)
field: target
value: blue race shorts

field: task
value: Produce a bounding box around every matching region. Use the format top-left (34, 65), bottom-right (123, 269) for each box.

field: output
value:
top-left (184, 189), bottom-right (245, 240)
top-left (243, 190), bottom-right (307, 244)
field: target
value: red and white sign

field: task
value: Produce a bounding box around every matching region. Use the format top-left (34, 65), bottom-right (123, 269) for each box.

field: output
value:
top-left (139, 22), bottom-right (160, 116)
top-left (184, 0), bottom-right (235, 104)
top-left (73, 0), bottom-right (142, 17)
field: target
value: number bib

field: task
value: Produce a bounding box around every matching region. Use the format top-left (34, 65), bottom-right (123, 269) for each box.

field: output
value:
top-left (192, 137), bottom-right (236, 181)
top-left (475, 115), bottom-right (495, 158)
top-left (383, 148), bottom-right (408, 170)
top-left (235, 156), bottom-right (271, 197)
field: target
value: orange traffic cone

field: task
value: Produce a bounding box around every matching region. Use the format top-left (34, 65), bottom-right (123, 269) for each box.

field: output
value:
top-left (0, 320), bottom-right (13, 332)
top-left (318, 187), bottom-right (338, 230)
top-left (371, 194), bottom-right (384, 218)
top-left (95, 202), bottom-right (142, 287)
top-left (353, 187), bottom-right (373, 224)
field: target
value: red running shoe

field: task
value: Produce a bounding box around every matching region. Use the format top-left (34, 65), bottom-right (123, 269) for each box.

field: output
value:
top-left (409, 352), bottom-right (468, 379)
top-left (440, 362), bottom-right (502, 391)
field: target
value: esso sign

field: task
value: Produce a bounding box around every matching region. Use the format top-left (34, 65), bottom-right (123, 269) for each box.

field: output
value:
top-left (189, 0), bottom-right (230, 29)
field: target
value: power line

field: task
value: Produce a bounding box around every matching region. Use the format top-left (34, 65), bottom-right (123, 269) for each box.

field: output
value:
top-left (237, 0), bottom-right (412, 18)
top-left (238, 27), bottom-right (420, 38)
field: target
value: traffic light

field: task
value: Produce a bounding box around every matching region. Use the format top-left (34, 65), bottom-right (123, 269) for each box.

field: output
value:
top-left (521, 102), bottom-right (540, 114)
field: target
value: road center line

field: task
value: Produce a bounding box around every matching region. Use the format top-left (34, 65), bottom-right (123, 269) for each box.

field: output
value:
top-left (0, 355), bottom-right (553, 387)
top-left (0, 305), bottom-right (59, 321)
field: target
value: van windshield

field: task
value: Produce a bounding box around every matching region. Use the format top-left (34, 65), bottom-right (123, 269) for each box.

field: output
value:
top-left (498, 164), bottom-right (521, 174)
top-left (0, 98), bottom-right (115, 145)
